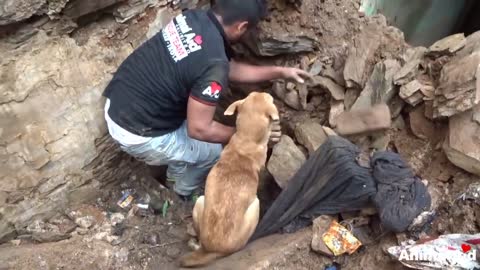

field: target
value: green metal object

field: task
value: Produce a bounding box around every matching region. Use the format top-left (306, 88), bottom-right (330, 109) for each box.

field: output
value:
top-left (360, 0), bottom-right (467, 46)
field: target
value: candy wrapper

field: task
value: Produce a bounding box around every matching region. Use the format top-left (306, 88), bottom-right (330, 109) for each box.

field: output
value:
top-left (322, 220), bottom-right (362, 256)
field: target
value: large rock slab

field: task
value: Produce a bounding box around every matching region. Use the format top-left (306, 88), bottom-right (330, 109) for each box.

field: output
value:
top-left (343, 26), bottom-right (381, 89)
top-left (433, 50), bottom-right (480, 118)
top-left (351, 59), bottom-right (401, 110)
top-left (63, 0), bottom-right (124, 18)
top-left (443, 106), bottom-right (480, 176)
top-left (114, 0), bottom-right (167, 23)
top-left (244, 33), bottom-right (315, 57)
top-left (0, 15), bottom-right (164, 241)
top-left (267, 135), bottom-right (306, 188)
top-left (0, 0), bottom-right (47, 25)
top-left (427, 33), bottom-right (466, 56)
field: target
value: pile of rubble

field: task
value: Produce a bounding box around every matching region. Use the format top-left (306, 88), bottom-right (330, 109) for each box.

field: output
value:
top-left (264, 24), bottom-right (480, 191)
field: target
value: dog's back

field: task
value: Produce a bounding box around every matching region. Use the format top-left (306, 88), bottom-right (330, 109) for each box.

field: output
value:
top-left (200, 148), bottom-right (260, 252)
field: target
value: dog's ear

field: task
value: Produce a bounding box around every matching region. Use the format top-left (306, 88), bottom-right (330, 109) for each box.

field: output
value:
top-left (266, 103), bottom-right (279, 121)
top-left (224, 99), bottom-right (245, 115)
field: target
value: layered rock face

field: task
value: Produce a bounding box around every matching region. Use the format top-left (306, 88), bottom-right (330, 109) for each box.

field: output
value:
top-left (0, 1), bottom-right (175, 242)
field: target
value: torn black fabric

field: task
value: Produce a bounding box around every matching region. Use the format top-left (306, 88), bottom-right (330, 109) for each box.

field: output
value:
top-left (251, 136), bottom-right (431, 241)
top-left (251, 137), bottom-right (377, 241)
top-left (371, 152), bottom-right (431, 233)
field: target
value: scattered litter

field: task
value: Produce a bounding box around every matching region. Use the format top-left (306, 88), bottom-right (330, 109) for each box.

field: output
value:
top-left (134, 193), bottom-right (152, 217)
top-left (117, 191), bottom-right (134, 209)
top-left (388, 234), bottom-right (480, 270)
top-left (162, 200), bottom-right (170, 218)
top-left (325, 263), bottom-right (341, 270)
top-left (456, 182), bottom-right (480, 203)
top-left (322, 220), bottom-right (362, 256)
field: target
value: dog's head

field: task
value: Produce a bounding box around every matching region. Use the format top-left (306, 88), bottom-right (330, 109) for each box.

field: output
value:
top-left (224, 92), bottom-right (279, 121)
top-left (224, 92), bottom-right (279, 142)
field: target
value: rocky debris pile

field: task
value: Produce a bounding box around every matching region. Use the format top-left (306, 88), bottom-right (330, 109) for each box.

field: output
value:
top-left (0, 0), bottom-right (184, 27)
top-left (267, 26), bottom-right (480, 191)
top-left (390, 32), bottom-right (480, 176)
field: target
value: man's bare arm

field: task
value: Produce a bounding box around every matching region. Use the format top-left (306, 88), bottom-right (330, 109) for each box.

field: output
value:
top-left (229, 60), bottom-right (311, 84)
top-left (186, 97), bottom-right (235, 144)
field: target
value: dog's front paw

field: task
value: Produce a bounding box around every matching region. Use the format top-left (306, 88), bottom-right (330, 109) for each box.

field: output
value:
top-left (187, 238), bottom-right (201, 251)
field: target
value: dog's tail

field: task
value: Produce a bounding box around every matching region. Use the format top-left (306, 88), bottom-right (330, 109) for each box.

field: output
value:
top-left (179, 248), bottom-right (225, 268)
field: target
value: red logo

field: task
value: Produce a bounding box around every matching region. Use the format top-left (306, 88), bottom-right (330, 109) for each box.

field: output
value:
top-left (211, 82), bottom-right (222, 93)
top-left (461, 244), bottom-right (472, 253)
top-left (194, 35), bottom-right (203, 45)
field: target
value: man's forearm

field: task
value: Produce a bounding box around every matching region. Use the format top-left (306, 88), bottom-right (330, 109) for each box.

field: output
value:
top-left (188, 120), bottom-right (235, 144)
top-left (229, 61), bottom-right (284, 83)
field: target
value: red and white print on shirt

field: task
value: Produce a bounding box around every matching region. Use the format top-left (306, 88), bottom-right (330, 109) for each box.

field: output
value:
top-left (201, 82), bottom-right (222, 99)
top-left (162, 14), bottom-right (203, 62)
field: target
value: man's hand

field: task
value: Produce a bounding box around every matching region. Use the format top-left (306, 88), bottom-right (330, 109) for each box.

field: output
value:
top-left (229, 61), bottom-right (311, 84)
top-left (280, 67), bottom-right (312, 84)
top-left (269, 120), bottom-right (282, 144)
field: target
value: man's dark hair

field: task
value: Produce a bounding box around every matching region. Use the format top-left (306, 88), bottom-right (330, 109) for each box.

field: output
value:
top-left (212, 0), bottom-right (267, 28)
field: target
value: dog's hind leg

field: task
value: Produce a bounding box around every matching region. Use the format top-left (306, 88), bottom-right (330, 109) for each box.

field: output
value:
top-left (192, 195), bottom-right (205, 237)
top-left (231, 197), bottom-right (260, 250)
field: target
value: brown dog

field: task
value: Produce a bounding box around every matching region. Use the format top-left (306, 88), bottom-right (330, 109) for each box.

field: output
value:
top-left (179, 92), bottom-right (279, 268)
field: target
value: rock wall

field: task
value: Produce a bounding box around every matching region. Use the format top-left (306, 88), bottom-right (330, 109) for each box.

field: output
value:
top-left (0, 1), bottom-right (175, 242)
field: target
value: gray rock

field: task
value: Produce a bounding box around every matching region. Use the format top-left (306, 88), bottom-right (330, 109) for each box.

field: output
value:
top-left (443, 106), bottom-right (480, 176)
top-left (309, 59), bottom-right (323, 76)
top-left (311, 215), bottom-right (334, 256)
top-left (328, 99), bottom-right (345, 128)
top-left (311, 76), bottom-right (345, 100)
top-left (322, 65), bottom-right (345, 87)
top-left (388, 95), bottom-right (406, 118)
top-left (373, 59), bottom-right (402, 104)
top-left (428, 33), bottom-right (466, 56)
top-left (267, 136), bottom-right (306, 189)
top-left (272, 81), bottom-right (303, 110)
top-left (74, 216), bottom-right (95, 229)
top-left (344, 26), bottom-right (381, 89)
top-left (244, 33), bottom-right (315, 57)
top-left (63, 0), bottom-right (123, 19)
top-left (409, 105), bottom-right (436, 141)
top-left (344, 88), bottom-right (360, 110)
top-left (0, 191), bottom-right (7, 205)
top-left (433, 49), bottom-right (480, 118)
top-left (474, 105), bottom-right (480, 125)
top-left (0, 0), bottom-right (46, 25)
top-left (399, 80), bottom-right (428, 106)
top-left (294, 120), bottom-right (328, 155)
top-left (114, 0), bottom-right (167, 23)
top-left (394, 59), bottom-right (422, 86)
top-left (32, 231), bottom-right (70, 243)
top-left (402, 46), bottom-right (427, 63)
top-left (352, 59), bottom-right (401, 110)
top-left (392, 116), bottom-right (406, 130)
top-left (336, 104), bottom-right (391, 136)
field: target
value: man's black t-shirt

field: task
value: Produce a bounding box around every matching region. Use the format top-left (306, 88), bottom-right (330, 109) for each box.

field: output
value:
top-left (103, 9), bottom-right (231, 137)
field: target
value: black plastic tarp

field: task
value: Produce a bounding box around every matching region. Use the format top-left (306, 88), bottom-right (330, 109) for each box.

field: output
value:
top-left (251, 136), bottom-right (431, 241)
